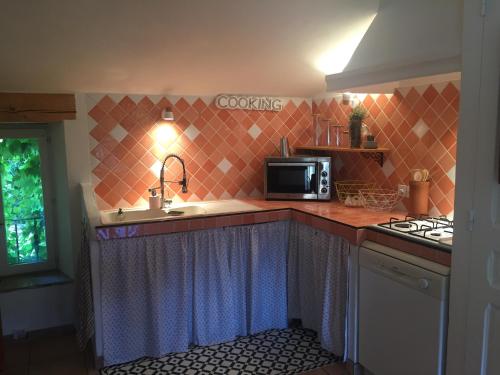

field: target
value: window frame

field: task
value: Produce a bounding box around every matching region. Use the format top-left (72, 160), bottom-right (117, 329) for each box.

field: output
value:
top-left (0, 128), bottom-right (56, 275)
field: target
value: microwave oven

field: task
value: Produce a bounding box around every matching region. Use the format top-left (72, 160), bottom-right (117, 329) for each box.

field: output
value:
top-left (264, 156), bottom-right (331, 200)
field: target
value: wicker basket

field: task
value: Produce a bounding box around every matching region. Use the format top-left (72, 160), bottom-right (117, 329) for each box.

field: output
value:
top-left (359, 188), bottom-right (402, 211)
top-left (335, 180), bottom-right (376, 206)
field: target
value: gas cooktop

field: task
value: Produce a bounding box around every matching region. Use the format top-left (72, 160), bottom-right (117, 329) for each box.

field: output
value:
top-left (373, 216), bottom-right (453, 251)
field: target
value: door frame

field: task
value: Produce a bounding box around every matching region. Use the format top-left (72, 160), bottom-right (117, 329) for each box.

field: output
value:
top-left (446, 0), bottom-right (500, 373)
top-left (0, 128), bottom-right (56, 275)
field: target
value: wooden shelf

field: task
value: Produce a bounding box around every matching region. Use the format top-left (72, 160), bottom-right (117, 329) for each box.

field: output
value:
top-left (294, 145), bottom-right (390, 167)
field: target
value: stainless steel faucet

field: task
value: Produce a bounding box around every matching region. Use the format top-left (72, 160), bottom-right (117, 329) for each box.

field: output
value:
top-left (158, 154), bottom-right (188, 209)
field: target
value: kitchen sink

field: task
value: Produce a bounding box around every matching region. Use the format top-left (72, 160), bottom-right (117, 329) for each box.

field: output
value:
top-left (99, 200), bottom-right (260, 226)
top-left (100, 205), bottom-right (207, 225)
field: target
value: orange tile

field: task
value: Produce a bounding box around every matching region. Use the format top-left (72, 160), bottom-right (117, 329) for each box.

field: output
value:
top-left (102, 172), bottom-right (120, 188)
top-left (423, 85), bottom-right (438, 104)
top-left (405, 88), bottom-right (420, 107)
top-left (89, 89), bottom-right (455, 217)
top-left (437, 175), bottom-right (454, 194)
top-left (441, 105), bottom-right (458, 125)
top-left (185, 219), bottom-right (201, 231)
top-left (112, 143), bottom-right (128, 160)
top-left (92, 163), bottom-right (110, 180)
top-left (422, 108), bottom-right (438, 127)
top-left (88, 105), bottom-right (106, 123)
top-left (440, 129), bottom-right (456, 150)
top-left (413, 97), bottom-right (429, 117)
top-left (229, 215), bottom-right (243, 226)
top-left (89, 125), bottom-right (108, 142)
top-left (192, 98), bottom-right (207, 113)
top-left (137, 96), bottom-right (154, 112)
top-left (132, 179), bottom-right (149, 195)
top-left (110, 104), bottom-right (126, 122)
top-left (96, 95), bottom-right (116, 113)
top-left (240, 213), bottom-right (255, 225)
top-left (91, 143), bottom-right (111, 162)
top-left (436, 197), bottom-right (454, 216)
top-left (451, 96), bottom-right (460, 112)
top-left (430, 95), bottom-right (447, 114)
top-left (441, 82), bottom-right (459, 102)
top-left (172, 221), bottom-right (187, 233)
top-left (99, 114), bottom-right (118, 132)
top-left (103, 190), bottom-right (121, 207)
top-left (123, 189), bottom-right (141, 205)
top-left (102, 154), bottom-right (120, 170)
top-left (141, 171), bottom-right (160, 188)
top-left (113, 182), bottom-right (130, 198)
top-left (95, 181), bottom-right (110, 198)
top-left (118, 96), bottom-right (137, 112)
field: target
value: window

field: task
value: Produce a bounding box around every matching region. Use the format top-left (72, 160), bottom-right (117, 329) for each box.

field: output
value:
top-left (0, 129), bottom-right (55, 275)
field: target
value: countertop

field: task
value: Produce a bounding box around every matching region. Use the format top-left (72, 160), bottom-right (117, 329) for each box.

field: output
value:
top-left (242, 199), bottom-right (406, 228)
top-left (93, 198), bottom-right (450, 266)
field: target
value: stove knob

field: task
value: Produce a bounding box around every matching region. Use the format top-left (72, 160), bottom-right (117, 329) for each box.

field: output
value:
top-left (418, 278), bottom-right (430, 289)
top-left (321, 179), bottom-right (328, 185)
top-left (321, 170), bottom-right (328, 177)
top-left (320, 188), bottom-right (328, 194)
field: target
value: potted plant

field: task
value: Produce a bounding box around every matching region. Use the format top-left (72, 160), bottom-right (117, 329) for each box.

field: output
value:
top-left (349, 105), bottom-right (367, 148)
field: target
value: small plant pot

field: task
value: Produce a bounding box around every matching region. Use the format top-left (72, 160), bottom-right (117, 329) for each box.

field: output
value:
top-left (409, 180), bottom-right (430, 216)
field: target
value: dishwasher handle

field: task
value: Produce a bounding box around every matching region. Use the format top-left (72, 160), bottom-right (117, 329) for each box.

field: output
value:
top-left (376, 263), bottom-right (430, 290)
top-left (360, 246), bottom-right (449, 300)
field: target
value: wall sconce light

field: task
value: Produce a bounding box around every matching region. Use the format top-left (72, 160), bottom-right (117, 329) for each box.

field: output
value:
top-left (161, 108), bottom-right (175, 121)
top-left (342, 93), bottom-right (352, 105)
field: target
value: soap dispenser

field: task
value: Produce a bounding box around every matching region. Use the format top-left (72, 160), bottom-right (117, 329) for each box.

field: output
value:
top-left (148, 188), bottom-right (162, 210)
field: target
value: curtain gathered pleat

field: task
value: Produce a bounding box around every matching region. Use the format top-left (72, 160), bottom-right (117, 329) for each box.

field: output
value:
top-left (190, 227), bottom-right (238, 345)
top-left (99, 233), bottom-right (190, 366)
top-left (226, 226), bottom-right (251, 336)
top-left (287, 221), bottom-right (349, 357)
top-left (98, 221), bottom-right (289, 366)
top-left (247, 223), bottom-right (289, 333)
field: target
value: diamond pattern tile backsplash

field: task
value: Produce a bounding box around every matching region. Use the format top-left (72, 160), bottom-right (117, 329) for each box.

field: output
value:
top-left (87, 81), bottom-right (459, 217)
top-left (312, 81), bottom-right (460, 217)
top-left (87, 95), bottom-right (313, 209)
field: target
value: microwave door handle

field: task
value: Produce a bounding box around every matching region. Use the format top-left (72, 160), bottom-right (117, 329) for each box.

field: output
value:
top-left (268, 162), bottom-right (316, 167)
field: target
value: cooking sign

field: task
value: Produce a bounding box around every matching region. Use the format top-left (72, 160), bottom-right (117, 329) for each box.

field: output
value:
top-left (214, 94), bottom-right (283, 111)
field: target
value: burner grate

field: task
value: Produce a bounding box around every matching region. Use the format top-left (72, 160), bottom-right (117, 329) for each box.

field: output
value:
top-left (378, 216), bottom-right (454, 244)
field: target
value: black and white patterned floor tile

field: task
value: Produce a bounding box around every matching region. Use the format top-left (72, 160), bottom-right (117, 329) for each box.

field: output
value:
top-left (101, 328), bottom-right (338, 374)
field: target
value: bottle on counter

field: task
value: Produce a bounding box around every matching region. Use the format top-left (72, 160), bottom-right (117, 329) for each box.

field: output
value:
top-left (149, 188), bottom-right (162, 210)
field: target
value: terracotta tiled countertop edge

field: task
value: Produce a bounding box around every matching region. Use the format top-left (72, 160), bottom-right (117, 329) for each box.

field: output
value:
top-left (95, 199), bottom-right (451, 267)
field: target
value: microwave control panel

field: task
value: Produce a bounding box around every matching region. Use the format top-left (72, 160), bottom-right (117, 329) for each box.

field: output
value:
top-left (317, 160), bottom-right (331, 200)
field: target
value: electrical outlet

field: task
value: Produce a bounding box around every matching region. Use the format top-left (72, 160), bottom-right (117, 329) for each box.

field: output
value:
top-left (398, 184), bottom-right (409, 198)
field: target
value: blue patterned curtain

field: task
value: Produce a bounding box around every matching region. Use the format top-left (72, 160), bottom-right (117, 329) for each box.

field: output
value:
top-left (288, 221), bottom-right (349, 358)
top-left (98, 221), bottom-right (289, 366)
top-left (99, 232), bottom-right (191, 365)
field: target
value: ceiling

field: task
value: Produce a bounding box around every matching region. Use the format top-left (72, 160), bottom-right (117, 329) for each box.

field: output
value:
top-left (0, 0), bottom-right (378, 97)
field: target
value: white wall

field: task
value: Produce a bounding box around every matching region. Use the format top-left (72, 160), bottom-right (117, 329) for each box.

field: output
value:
top-left (47, 123), bottom-right (74, 277)
top-left (0, 284), bottom-right (74, 335)
top-left (60, 94), bottom-right (92, 277)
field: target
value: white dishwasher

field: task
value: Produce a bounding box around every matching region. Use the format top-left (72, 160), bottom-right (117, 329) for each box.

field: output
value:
top-left (358, 241), bottom-right (450, 375)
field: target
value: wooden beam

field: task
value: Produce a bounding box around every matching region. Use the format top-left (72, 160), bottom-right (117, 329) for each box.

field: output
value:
top-left (0, 93), bottom-right (76, 122)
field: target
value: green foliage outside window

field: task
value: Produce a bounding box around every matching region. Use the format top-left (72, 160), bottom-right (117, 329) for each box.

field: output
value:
top-left (0, 138), bottom-right (47, 265)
